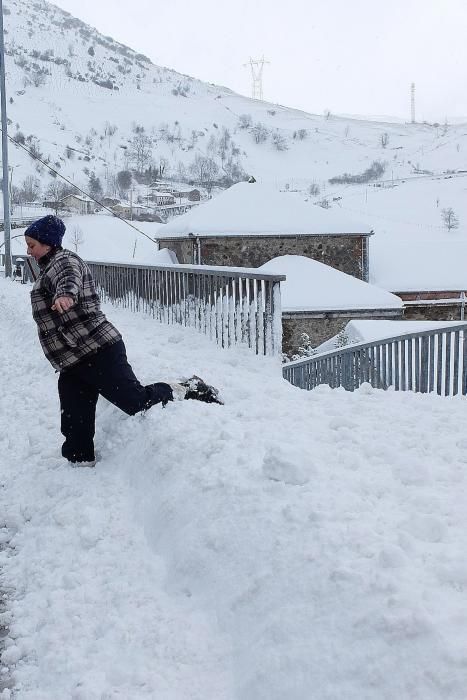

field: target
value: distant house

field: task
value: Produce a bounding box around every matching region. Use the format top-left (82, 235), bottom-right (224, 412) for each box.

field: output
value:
top-left (187, 189), bottom-right (201, 202)
top-left (260, 255), bottom-right (403, 357)
top-left (101, 197), bottom-right (120, 207)
top-left (61, 194), bottom-right (94, 215)
top-left (110, 203), bottom-right (162, 222)
top-left (149, 182), bottom-right (177, 194)
top-left (111, 203), bottom-right (131, 218)
top-left (154, 192), bottom-right (175, 206)
top-left (42, 199), bottom-right (60, 211)
top-left (157, 182), bottom-right (373, 280)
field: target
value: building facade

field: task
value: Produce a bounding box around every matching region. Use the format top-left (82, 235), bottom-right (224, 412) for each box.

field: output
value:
top-left (157, 232), bottom-right (371, 280)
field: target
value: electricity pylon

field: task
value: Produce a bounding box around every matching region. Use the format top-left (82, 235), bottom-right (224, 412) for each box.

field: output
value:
top-left (244, 56), bottom-right (270, 101)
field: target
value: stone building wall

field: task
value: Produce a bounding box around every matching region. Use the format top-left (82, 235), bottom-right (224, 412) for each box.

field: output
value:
top-left (402, 304), bottom-right (463, 322)
top-left (282, 309), bottom-right (403, 358)
top-left (395, 291), bottom-right (466, 323)
top-left (157, 234), bottom-right (369, 280)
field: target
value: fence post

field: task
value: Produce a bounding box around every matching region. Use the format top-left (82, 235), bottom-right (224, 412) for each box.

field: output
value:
top-left (463, 331), bottom-right (467, 395)
top-left (420, 336), bottom-right (429, 393)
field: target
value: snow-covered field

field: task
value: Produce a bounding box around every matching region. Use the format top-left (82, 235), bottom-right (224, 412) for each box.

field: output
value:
top-left (1, 277), bottom-right (467, 699)
top-left (3, 214), bottom-right (162, 265)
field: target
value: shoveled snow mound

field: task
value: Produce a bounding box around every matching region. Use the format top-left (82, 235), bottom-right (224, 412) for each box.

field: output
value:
top-left (259, 255), bottom-right (403, 311)
top-left (1, 278), bottom-right (467, 699)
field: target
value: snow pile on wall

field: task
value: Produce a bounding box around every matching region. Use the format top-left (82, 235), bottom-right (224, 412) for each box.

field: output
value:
top-left (260, 255), bottom-right (403, 311)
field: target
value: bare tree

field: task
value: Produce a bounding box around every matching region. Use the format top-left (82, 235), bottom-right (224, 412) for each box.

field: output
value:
top-left (128, 133), bottom-right (152, 173)
top-left (117, 170), bottom-right (132, 196)
top-left (176, 161), bottom-right (187, 182)
top-left (21, 175), bottom-right (41, 202)
top-left (380, 132), bottom-right (389, 148)
top-left (207, 134), bottom-right (217, 156)
top-left (25, 70), bottom-right (47, 88)
top-left (158, 156), bottom-right (170, 179)
top-left (189, 154), bottom-right (219, 193)
top-left (271, 131), bottom-right (288, 151)
top-left (218, 127), bottom-right (231, 164)
top-left (45, 181), bottom-right (74, 214)
top-left (71, 225), bottom-right (84, 253)
top-left (251, 122), bottom-right (269, 144)
top-left (441, 207), bottom-right (459, 231)
top-left (238, 114), bottom-right (252, 129)
top-left (308, 182), bottom-right (320, 196)
top-left (26, 136), bottom-right (43, 161)
top-left (104, 122), bottom-right (117, 147)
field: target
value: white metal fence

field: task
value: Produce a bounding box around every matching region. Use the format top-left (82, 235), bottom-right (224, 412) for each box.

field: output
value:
top-left (283, 324), bottom-right (467, 396)
top-left (88, 261), bottom-right (285, 356)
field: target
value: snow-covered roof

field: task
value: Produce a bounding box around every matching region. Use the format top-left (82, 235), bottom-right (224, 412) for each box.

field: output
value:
top-left (371, 238), bottom-right (467, 291)
top-left (159, 182), bottom-right (372, 238)
top-left (62, 194), bottom-right (92, 203)
top-left (259, 255), bottom-right (403, 312)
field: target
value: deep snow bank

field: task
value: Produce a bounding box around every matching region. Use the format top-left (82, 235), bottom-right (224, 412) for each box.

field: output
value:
top-left (1, 277), bottom-right (467, 699)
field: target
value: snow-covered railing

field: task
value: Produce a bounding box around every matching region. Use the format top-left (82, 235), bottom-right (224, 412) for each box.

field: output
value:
top-left (87, 261), bottom-right (285, 356)
top-left (283, 323), bottom-right (467, 395)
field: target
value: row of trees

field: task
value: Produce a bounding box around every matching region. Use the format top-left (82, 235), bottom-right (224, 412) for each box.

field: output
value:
top-left (124, 128), bottom-right (245, 189)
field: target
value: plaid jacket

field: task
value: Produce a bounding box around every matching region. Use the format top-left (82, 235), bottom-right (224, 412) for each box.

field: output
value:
top-left (30, 248), bottom-right (121, 371)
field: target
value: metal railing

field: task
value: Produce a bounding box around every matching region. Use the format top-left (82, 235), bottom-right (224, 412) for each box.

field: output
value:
top-left (283, 324), bottom-right (467, 396)
top-left (88, 261), bottom-right (285, 356)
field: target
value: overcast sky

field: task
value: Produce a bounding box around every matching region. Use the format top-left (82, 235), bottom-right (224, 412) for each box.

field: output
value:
top-left (52, 0), bottom-right (467, 122)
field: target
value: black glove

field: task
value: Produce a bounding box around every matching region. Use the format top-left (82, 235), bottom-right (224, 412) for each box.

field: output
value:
top-left (145, 382), bottom-right (174, 409)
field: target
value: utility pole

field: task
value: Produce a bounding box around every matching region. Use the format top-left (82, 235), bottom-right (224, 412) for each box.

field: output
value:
top-left (410, 82), bottom-right (416, 124)
top-left (0, 0), bottom-right (12, 277)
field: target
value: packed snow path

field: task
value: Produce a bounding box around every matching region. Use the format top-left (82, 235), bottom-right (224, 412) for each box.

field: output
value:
top-left (1, 277), bottom-right (467, 700)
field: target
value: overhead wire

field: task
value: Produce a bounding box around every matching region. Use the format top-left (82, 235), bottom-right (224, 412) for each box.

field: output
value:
top-left (1, 127), bottom-right (158, 244)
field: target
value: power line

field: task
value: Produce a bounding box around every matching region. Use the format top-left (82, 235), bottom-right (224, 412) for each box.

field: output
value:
top-left (2, 128), bottom-right (158, 245)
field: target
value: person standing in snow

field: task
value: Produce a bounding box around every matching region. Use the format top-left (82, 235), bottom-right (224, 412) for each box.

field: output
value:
top-left (25, 215), bottom-right (221, 467)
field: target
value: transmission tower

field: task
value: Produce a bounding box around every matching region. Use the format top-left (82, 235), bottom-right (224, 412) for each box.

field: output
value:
top-left (410, 82), bottom-right (416, 124)
top-left (244, 56), bottom-right (270, 101)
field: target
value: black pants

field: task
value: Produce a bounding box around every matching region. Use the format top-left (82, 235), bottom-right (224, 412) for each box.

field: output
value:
top-left (58, 339), bottom-right (172, 463)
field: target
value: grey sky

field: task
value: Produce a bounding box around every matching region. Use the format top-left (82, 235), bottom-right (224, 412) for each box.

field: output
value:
top-left (52, 0), bottom-right (467, 121)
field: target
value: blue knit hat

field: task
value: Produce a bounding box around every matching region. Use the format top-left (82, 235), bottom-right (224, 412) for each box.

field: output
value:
top-left (24, 215), bottom-right (66, 247)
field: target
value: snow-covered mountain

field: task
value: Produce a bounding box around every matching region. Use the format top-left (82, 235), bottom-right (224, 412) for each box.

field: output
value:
top-left (4, 0), bottom-right (467, 208)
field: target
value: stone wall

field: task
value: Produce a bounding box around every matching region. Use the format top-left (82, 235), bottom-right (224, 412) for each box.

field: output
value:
top-left (158, 234), bottom-right (369, 280)
top-left (403, 304), bottom-right (463, 321)
top-left (282, 309), bottom-right (403, 358)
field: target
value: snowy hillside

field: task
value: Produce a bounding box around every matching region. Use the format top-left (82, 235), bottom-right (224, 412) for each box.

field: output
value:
top-left (2, 277), bottom-right (467, 699)
top-left (4, 0), bottom-right (467, 207)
